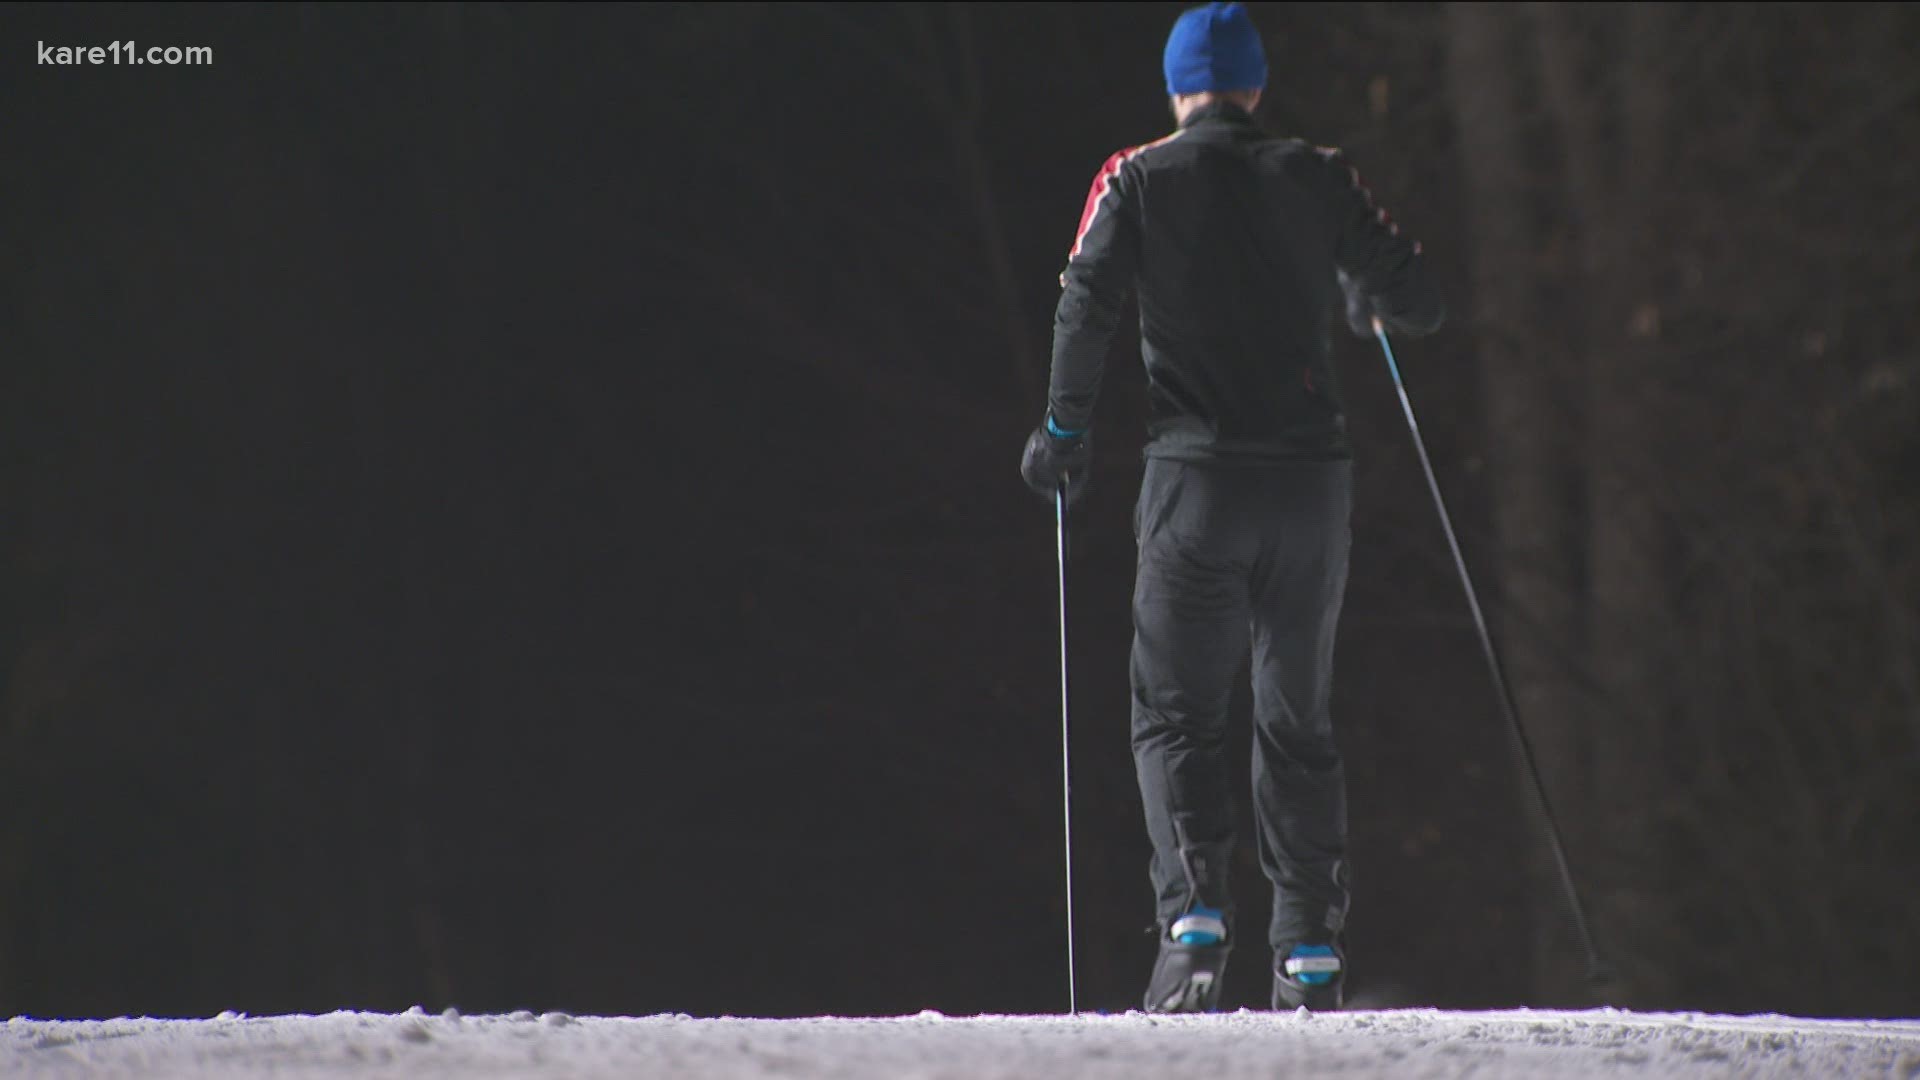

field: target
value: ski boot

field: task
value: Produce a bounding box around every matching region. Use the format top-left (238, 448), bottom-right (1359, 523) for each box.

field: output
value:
top-left (1144, 906), bottom-right (1231, 1013)
top-left (1272, 938), bottom-right (1345, 1011)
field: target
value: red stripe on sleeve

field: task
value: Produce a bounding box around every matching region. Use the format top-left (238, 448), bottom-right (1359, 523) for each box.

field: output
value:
top-left (1063, 131), bottom-right (1185, 271)
top-left (1067, 149), bottom-right (1130, 263)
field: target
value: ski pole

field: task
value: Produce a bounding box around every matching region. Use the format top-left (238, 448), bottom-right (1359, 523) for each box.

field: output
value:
top-left (1055, 483), bottom-right (1078, 1015)
top-left (1372, 319), bottom-right (1609, 984)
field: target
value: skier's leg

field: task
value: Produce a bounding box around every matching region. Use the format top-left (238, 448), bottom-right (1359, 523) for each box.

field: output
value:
top-left (1246, 461), bottom-right (1355, 975)
top-left (1131, 460), bottom-right (1253, 1012)
top-left (1131, 460), bottom-right (1252, 932)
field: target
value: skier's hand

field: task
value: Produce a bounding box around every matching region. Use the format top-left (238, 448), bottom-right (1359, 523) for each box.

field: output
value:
top-left (1338, 271), bottom-right (1377, 339)
top-left (1020, 419), bottom-right (1092, 508)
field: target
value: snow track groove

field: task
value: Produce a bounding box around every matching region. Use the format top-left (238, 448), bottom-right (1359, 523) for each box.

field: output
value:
top-left (7, 1006), bottom-right (1919, 1078)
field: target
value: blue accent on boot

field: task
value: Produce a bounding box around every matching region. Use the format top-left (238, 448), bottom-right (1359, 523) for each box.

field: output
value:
top-left (1286, 944), bottom-right (1340, 987)
top-left (1171, 906), bottom-right (1226, 946)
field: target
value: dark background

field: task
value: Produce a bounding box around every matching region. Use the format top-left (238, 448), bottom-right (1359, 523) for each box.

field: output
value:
top-left (3, 2), bottom-right (1916, 1020)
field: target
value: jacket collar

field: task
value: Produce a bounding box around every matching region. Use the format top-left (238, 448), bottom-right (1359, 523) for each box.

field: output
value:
top-left (1179, 100), bottom-right (1258, 129)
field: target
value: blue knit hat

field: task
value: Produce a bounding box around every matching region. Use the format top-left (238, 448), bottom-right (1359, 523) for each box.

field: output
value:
top-left (1163, 3), bottom-right (1268, 96)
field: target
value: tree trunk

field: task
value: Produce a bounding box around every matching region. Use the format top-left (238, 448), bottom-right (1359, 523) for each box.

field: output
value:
top-left (1442, 1), bottom-right (1592, 1005)
top-left (1528, 0), bottom-right (1677, 1006)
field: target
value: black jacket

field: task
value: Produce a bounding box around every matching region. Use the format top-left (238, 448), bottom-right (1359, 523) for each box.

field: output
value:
top-left (1048, 102), bottom-right (1442, 463)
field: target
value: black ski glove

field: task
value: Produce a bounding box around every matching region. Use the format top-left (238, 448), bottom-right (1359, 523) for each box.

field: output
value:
top-left (1020, 417), bottom-right (1092, 508)
top-left (1338, 271), bottom-right (1378, 339)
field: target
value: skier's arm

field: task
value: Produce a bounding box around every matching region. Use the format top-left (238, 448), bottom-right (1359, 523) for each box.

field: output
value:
top-left (1048, 150), bottom-right (1142, 435)
top-left (1320, 148), bottom-right (1444, 338)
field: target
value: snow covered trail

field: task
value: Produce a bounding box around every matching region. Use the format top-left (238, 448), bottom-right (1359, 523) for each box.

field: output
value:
top-left (7, 1007), bottom-right (1920, 1079)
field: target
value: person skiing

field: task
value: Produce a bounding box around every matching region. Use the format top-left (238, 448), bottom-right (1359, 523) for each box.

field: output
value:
top-left (1019, 2), bottom-right (1443, 1012)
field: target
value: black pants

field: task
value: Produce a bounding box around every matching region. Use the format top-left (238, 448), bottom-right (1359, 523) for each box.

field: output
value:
top-left (1130, 457), bottom-right (1353, 953)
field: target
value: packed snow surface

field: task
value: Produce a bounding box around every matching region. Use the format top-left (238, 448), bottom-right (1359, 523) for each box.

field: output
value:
top-left (6, 1006), bottom-right (1920, 1078)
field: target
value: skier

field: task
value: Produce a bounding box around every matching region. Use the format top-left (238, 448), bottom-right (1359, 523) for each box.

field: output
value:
top-left (1020, 2), bottom-right (1443, 1012)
